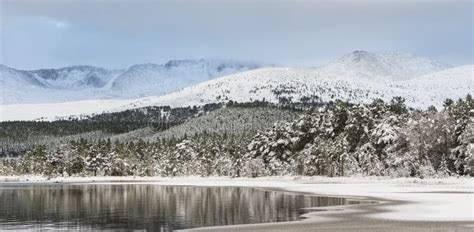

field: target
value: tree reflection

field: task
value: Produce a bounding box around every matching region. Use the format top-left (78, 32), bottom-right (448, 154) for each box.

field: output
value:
top-left (0, 185), bottom-right (353, 231)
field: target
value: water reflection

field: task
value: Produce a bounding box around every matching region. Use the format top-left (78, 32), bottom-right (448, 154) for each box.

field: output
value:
top-left (0, 184), bottom-right (358, 231)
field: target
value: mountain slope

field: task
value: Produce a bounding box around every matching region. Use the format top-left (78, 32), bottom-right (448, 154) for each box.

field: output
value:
top-left (0, 65), bottom-right (46, 87)
top-left (0, 65), bottom-right (48, 104)
top-left (1, 65), bottom-right (471, 121)
top-left (0, 60), bottom-right (262, 104)
top-left (319, 51), bottom-right (450, 80)
top-left (109, 106), bottom-right (301, 142)
top-left (115, 64), bottom-right (473, 111)
top-left (402, 65), bottom-right (474, 107)
top-left (1, 51), bottom-right (448, 104)
top-left (1, 51), bottom-right (470, 121)
top-left (30, 65), bottom-right (122, 89)
top-left (109, 60), bottom-right (260, 98)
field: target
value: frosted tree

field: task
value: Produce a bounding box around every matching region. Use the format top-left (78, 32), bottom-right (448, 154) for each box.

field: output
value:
top-left (402, 112), bottom-right (456, 176)
top-left (246, 113), bottom-right (320, 175)
top-left (84, 144), bottom-right (110, 176)
top-left (20, 145), bottom-right (48, 174)
top-left (299, 135), bottom-right (352, 176)
top-left (45, 146), bottom-right (69, 176)
top-left (371, 115), bottom-right (406, 176)
top-left (451, 113), bottom-right (474, 175)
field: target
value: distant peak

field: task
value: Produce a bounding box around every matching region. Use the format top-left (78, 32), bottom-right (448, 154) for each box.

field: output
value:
top-left (324, 50), bottom-right (450, 80)
top-left (0, 64), bottom-right (13, 70)
top-left (29, 65), bottom-right (107, 74)
top-left (60, 65), bottom-right (102, 70)
top-left (340, 50), bottom-right (376, 63)
top-left (352, 50), bottom-right (369, 55)
top-left (164, 59), bottom-right (206, 68)
top-left (128, 63), bottom-right (160, 70)
top-left (339, 50), bottom-right (424, 63)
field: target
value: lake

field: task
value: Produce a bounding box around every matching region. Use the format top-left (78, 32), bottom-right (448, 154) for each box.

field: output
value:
top-left (0, 183), bottom-right (361, 231)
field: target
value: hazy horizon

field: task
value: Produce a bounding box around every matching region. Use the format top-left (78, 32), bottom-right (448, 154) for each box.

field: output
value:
top-left (1, 0), bottom-right (472, 70)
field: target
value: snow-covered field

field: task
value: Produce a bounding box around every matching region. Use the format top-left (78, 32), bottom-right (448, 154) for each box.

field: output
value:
top-left (0, 99), bottom-right (133, 121)
top-left (1, 176), bottom-right (472, 223)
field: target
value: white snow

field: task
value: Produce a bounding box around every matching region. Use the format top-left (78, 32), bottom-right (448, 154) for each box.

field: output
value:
top-left (1, 52), bottom-right (472, 121)
top-left (1, 176), bottom-right (472, 222)
top-left (30, 65), bottom-right (123, 89)
top-left (109, 60), bottom-right (261, 98)
top-left (0, 99), bottom-right (133, 121)
top-left (320, 50), bottom-right (450, 80)
top-left (109, 64), bottom-right (473, 113)
top-left (1, 65), bottom-right (472, 121)
top-left (0, 60), bottom-right (262, 104)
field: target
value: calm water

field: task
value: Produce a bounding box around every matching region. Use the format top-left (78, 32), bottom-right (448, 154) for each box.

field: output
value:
top-left (0, 184), bottom-right (360, 231)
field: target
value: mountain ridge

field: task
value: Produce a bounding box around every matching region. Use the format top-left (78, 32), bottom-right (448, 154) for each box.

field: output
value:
top-left (0, 59), bottom-right (264, 104)
top-left (113, 64), bottom-right (472, 112)
top-left (1, 64), bottom-right (471, 121)
top-left (2, 51), bottom-right (470, 121)
top-left (320, 50), bottom-right (450, 80)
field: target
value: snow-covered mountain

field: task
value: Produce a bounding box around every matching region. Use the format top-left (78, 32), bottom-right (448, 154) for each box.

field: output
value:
top-left (109, 60), bottom-right (261, 98)
top-left (30, 65), bottom-right (123, 89)
top-left (1, 51), bottom-right (451, 105)
top-left (0, 65), bottom-right (123, 104)
top-left (319, 51), bottom-right (450, 80)
top-left (0, 64), bottom-right (49, 104)
top-left (0, 65), bottom-right (46, 87)
top-left (403, 65), bottom-right (474, 107)
top-left (114, 64), bottom-right (472, 111)
top-left (2, 64), bottom-right (471, 122)
top-left (0, 60), bottom-right (262, 104)
top-left (1, 51), bottom-right (471, 121)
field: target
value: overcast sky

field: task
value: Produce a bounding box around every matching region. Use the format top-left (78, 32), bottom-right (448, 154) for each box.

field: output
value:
top-left (1, 0), bottom-right (472, 70)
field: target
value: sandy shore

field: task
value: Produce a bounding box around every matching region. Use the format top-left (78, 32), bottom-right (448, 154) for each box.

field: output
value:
top-left (1, 176), bottom-right (473, 231)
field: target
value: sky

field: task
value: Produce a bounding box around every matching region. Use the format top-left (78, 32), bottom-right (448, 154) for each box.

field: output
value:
top-left (0, 0), bottom-right (472, 70)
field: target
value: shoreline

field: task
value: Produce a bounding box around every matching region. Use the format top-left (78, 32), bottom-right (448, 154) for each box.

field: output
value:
top-left (1, 176), bottom-right (473, 231)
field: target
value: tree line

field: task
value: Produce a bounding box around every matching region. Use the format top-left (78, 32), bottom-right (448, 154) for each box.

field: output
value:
top-left (1, 95), bottom-right (472, 177)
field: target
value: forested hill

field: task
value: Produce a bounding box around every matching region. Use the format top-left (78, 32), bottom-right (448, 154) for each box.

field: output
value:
top-left (0, 101), bottom-right (302, 157)
top-left (1, 95), bottom-right (472, 178)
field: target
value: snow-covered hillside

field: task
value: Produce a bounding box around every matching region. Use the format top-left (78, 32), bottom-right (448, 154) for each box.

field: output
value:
top-left (402, 65), bottom-right (474, 107)
top-left (0, 65), bottom-right (52, 104)
top-left (0, 65), bottom-right (46, 87)
top-left (30, 65), bottom-right (123, 89)
top-left (1, 51), bottom-right (471, 121)
top-left (109, 60), bottom-right (261, 98)
top-left (1, 65), bottom-right (471, 121)
top-left (1, 52), bottom-right (450, 104)
top-left (319, 51), bottom-right (450, 80)
top-left (114, 64), bottom-right (472, 111)
top-left (0, 60), bottom-right (262, 104)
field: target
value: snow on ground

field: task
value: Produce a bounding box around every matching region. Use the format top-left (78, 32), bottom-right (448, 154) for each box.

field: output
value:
top-left (1, 64), bottom-right (472, 121)
top-left (0, 60), bottom-right (262, 105)
top-left (116, 65), bottom-right (473, 111)
top-left (0, 99), bottom-right (133, 121)
top-left (1, 176), bottom-right (472, 222)
top-left (0, 67), bottom-right (470, 122)
top-left (2, 52), bottom-right (471, 122)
